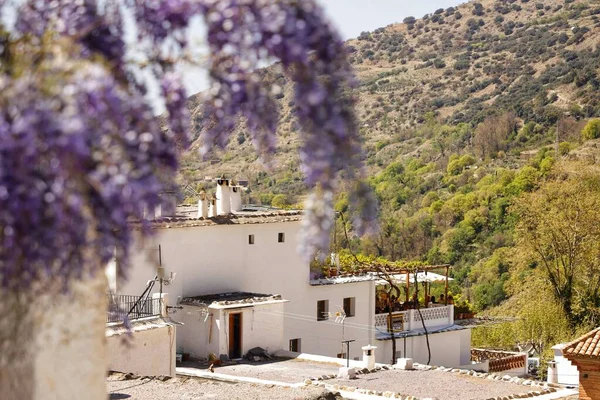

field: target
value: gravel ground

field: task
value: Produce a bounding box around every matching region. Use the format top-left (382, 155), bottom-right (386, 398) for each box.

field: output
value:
top-left (107, 374), bottom-right (341, 400)
top-left (326, 369), bottom-right (534, 400)
top-left (205, 358), bottom-right (342, 383)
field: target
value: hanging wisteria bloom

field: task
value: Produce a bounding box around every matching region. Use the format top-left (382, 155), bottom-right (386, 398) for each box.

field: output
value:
top-left (0, 0), bottom-right (377, 292)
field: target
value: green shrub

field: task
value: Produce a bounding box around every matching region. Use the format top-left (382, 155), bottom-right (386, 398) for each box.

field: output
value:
top-left (433, 58), bottom-right (446, 69)
top-left (581, 119), bottom-right (600, 140)
top-left (447, 154), bottom-right (477, 175)
top-left (558, 141), bottom-right (572, 155)
top-left (271, 194), bottom-right (290, 208)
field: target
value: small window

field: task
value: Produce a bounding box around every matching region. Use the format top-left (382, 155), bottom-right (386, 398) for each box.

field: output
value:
top-left (289, 338), bottom-right (301, 352)
top-left (343, 297), bottom-right (355, 317)
top-left (248, 234), bottom-right (254, 245)
top-left (337, 353), bottom-right (346, 359)
top-left (317, 300), bottom-right (329, 321)
top-left (278, 232), bottom-right (285, 243)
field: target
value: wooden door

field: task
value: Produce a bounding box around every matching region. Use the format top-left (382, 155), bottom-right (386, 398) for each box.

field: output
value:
top-left (228, 313), bottom-right (242, 359)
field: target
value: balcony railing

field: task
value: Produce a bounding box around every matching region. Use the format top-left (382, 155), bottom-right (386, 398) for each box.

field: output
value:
top-left (107, 295), bottom-right (161, 323)
top-left (375, 305), bottom-right (454, 334)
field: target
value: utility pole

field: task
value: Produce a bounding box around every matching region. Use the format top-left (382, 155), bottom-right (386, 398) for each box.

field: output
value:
top-left (341, 340), bottom-right (355, 368)
top-left (334, 306), bottom-right (347, 360)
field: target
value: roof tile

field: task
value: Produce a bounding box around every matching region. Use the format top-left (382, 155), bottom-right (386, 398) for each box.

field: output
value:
top-left (563, 326), bottom-right (600, 358)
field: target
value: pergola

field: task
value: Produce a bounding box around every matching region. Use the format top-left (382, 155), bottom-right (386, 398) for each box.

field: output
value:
top-left (364, 263), bottom-right (453, 307)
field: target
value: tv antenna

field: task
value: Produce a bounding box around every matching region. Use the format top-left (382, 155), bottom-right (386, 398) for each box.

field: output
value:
top-left (330, 305), bottom-right (350, 361)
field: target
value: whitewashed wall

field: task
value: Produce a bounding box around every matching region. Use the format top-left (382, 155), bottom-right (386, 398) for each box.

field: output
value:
top-left (107, 323), bottom-right (176, 377)
top-left (286, 282), bottom-right (374, 361)
top-left (175, 302), bottom-right (286, 359)
top-left (115, 221), bottom-right (470, 365)
top-left (377, 329), bottom-right (471, 367)
top-left (116, 221), bottom-right (375, 362)
top-left (549, 344), bottom-right (579, 386)
top-left (176, 305), bottom-right (211, 358)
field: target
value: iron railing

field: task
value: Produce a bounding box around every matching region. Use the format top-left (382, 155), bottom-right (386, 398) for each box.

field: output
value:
top-left (107, 295), bottom-right (161, 323)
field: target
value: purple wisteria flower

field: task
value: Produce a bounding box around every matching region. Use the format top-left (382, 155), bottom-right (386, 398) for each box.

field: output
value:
top-left (0, 47), bottom-right (176, 290)
top-left (0, 0), bottom-right (377, 291)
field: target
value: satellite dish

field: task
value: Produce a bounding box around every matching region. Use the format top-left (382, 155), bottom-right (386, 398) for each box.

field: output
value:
top-left (198, 304), bottom-right (210, 322)
top-left (163, 272), bottom-right (177, 286)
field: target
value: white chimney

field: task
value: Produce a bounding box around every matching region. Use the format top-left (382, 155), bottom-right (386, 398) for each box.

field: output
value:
top-left (144, 204), bottom-right (156, 220)
top-left (197, 191), bottom-right (209, 218)
top-left (156, 191), bottom-right (177, 218)
top-left (230, 186), bottom-right (242, 212)
top-left (216, 179), bottom-right (231, 215)
top-left (209, 197), bottom-right (217, 217)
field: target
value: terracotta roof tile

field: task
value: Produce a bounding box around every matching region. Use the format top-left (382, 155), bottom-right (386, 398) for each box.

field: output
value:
top-left (563, 326), bottom-right (600, 358)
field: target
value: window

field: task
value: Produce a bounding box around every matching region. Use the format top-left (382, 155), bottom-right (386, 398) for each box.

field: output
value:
top-left (289, 338), bottom-right (301, 352)
top-left (337, 353), bottom-right (346, 359)
top-left (317, 300), bottom-right (329, 321)
top-left (343, 297), bottom-right (355, 317)
top-left (278, 232), bottom-right (285, 243)
top-left (248, 234), bottom-right (254, 245)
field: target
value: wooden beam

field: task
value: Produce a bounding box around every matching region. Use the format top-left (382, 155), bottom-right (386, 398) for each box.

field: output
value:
top-left (405, 271), bottom-right (410, 303)
top-left (444, 266), bottom-right (449, 306)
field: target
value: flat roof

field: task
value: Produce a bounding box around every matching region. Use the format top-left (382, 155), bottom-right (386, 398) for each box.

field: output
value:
top-left (309, 271), bottom-right (454, 286)
top-left (374, 271), bottom-right (454, 285)
top-left (181, 292), bottom-right (287, 309)
top-left (131, 210), bottom-right (303, 230)
top-left (173, 355), bottom-right (565, 400)
top-left (106, 316), bottom-right (175, 337)
top-left (309, 273), bottom-right (377, 286)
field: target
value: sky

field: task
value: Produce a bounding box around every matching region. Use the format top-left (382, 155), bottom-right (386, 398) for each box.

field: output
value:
top-left (320, 0), bottom-right (465, 40)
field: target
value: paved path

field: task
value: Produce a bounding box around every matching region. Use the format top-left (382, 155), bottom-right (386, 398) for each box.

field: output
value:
top-left (107, 373), bottom-right (339, 400)
top-left (177, 360), bottom-right (580, 400)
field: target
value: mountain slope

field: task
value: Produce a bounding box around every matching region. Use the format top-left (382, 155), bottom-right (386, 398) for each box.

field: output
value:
top-left (179, 0), bottom-right (600, 201)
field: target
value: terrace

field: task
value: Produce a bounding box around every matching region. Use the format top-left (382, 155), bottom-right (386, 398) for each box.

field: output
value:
top-left (371, 264), bottom-right (462, 337)
top-left (374, 304), bottom-right (455, 337)
top-left (106, 294), bottom-right (161, 323)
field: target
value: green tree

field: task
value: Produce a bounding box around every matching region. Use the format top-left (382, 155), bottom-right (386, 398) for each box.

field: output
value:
top-left (271, 194), bottom-right (290, 208)
top-left (446, 154), bottom-right (476, 175)
top-left (513, 163), bottom-right (600, 327)
top-left (472, 278), bottom-right (571, 359)
top-left (581, 119), bottom-right (600, 140)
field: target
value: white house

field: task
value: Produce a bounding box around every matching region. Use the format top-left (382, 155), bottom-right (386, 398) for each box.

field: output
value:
top-left (111, 179), bottom-right (472, 366)
top-left (547, 343), bottom-right (580, 387)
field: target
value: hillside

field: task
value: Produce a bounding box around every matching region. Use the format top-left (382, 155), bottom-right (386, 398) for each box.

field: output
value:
top-left (179, 0), bottom-right (600, 199)
top-left (176, 0), bottom-right (600, 316)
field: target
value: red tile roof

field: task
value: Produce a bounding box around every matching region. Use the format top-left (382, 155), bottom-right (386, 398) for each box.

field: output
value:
top-left (563, 326), bottom-right (600, 358)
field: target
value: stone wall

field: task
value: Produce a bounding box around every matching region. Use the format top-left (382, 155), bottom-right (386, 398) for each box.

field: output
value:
top-left (107, 318), bottom-right (176, 377)
top-left (471, 348), bottom-right (527, 374)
